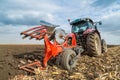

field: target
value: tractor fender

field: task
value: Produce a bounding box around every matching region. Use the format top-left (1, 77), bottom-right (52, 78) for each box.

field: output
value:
top-left (83, 28), bottom-right (101, 39)
top-left (86, 29), bottom-right (101, 40)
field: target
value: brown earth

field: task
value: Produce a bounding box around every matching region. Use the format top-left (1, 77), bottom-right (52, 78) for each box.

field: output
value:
top-left (0, 45), bottom-right (120, 80)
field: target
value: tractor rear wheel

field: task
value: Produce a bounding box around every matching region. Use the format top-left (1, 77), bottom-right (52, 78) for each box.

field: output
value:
top-left (101, 39), bottom-right (107, 53)
top-left (87, 33), bottom-right (101, 56)
top-left (61, 49), bottom-right (77, 71)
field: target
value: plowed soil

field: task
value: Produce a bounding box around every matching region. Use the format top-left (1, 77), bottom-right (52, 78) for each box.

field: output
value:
top-left (0, 45), bottom-right (120, 80)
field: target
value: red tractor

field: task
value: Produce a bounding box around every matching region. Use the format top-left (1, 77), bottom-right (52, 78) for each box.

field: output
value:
top-left (69, 18), bottom-right (107, 56)
top-left (20, 18), bottom-right (107, 72)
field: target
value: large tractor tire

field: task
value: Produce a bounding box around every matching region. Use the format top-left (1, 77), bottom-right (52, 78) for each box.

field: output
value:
top-left (60, 49), bottom-right (77, 71)
top-left (87, 33), bottom-right (102, 56)
top-left (101, 39), bottom-right (107, 53)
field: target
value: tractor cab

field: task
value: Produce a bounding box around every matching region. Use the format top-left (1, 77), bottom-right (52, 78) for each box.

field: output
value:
top-left (70, 18), bottom-right (94, 34)
top-left (69, 18), bottom-right (95, 47)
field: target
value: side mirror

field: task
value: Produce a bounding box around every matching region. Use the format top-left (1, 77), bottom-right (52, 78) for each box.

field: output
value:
top-left (68, 19), bottom-right (70, 22)
top-left (99, 21), bottom-right (102, 25)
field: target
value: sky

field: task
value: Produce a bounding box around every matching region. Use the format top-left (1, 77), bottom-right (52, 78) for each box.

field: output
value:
top-left (0, 0), bottom-right (120, 44)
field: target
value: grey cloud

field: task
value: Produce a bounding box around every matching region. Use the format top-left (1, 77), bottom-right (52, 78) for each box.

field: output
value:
top-left (0, 11), bottom-right (57, 26)
top-left (0, 0), bottom-right (61, 25)
top-left (0, 12), bottom-right (39, 25)
top-left (99, 12), bottom-right (120, 36)
top-left (0, 0), bottom-right (61, 11)
top-left (92, 0), bottom-right (117, 8)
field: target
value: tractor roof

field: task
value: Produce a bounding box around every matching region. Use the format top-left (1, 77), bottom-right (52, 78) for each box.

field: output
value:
top-left (70, 18), bottom-right (94, 25)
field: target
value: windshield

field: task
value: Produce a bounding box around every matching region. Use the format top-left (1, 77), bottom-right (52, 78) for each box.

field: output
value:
top-left (72, 22), bottom-right (89, 33)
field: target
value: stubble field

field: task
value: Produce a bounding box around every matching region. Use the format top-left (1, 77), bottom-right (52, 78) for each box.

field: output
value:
top-left (0, 45), bottom-right (120, 80)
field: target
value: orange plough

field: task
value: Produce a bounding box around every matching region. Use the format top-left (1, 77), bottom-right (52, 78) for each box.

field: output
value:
top-left (20, 24), bottom-right (80, 73)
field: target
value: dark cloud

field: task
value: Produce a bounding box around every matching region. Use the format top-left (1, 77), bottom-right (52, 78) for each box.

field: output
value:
top-left (0, 12), bottom-right (40, 25)
top-left (0, 0), bottom-right (60, 25)
top-left (99, 12), bottom-right (120, 36)
top-left (92, 0), bottom-right (117, 8)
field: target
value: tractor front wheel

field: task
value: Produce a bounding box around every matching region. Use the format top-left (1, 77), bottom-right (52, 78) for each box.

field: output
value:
top-left (87, 33), bottom-right (102, 56)
top-left (61, 49), bottom-right (77, 71)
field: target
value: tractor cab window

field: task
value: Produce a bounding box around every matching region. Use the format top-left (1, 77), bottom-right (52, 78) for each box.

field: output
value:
top-left (88, 22), bottom-right (93, 28)
top-left (72, 21), bottom-right (89, 33)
